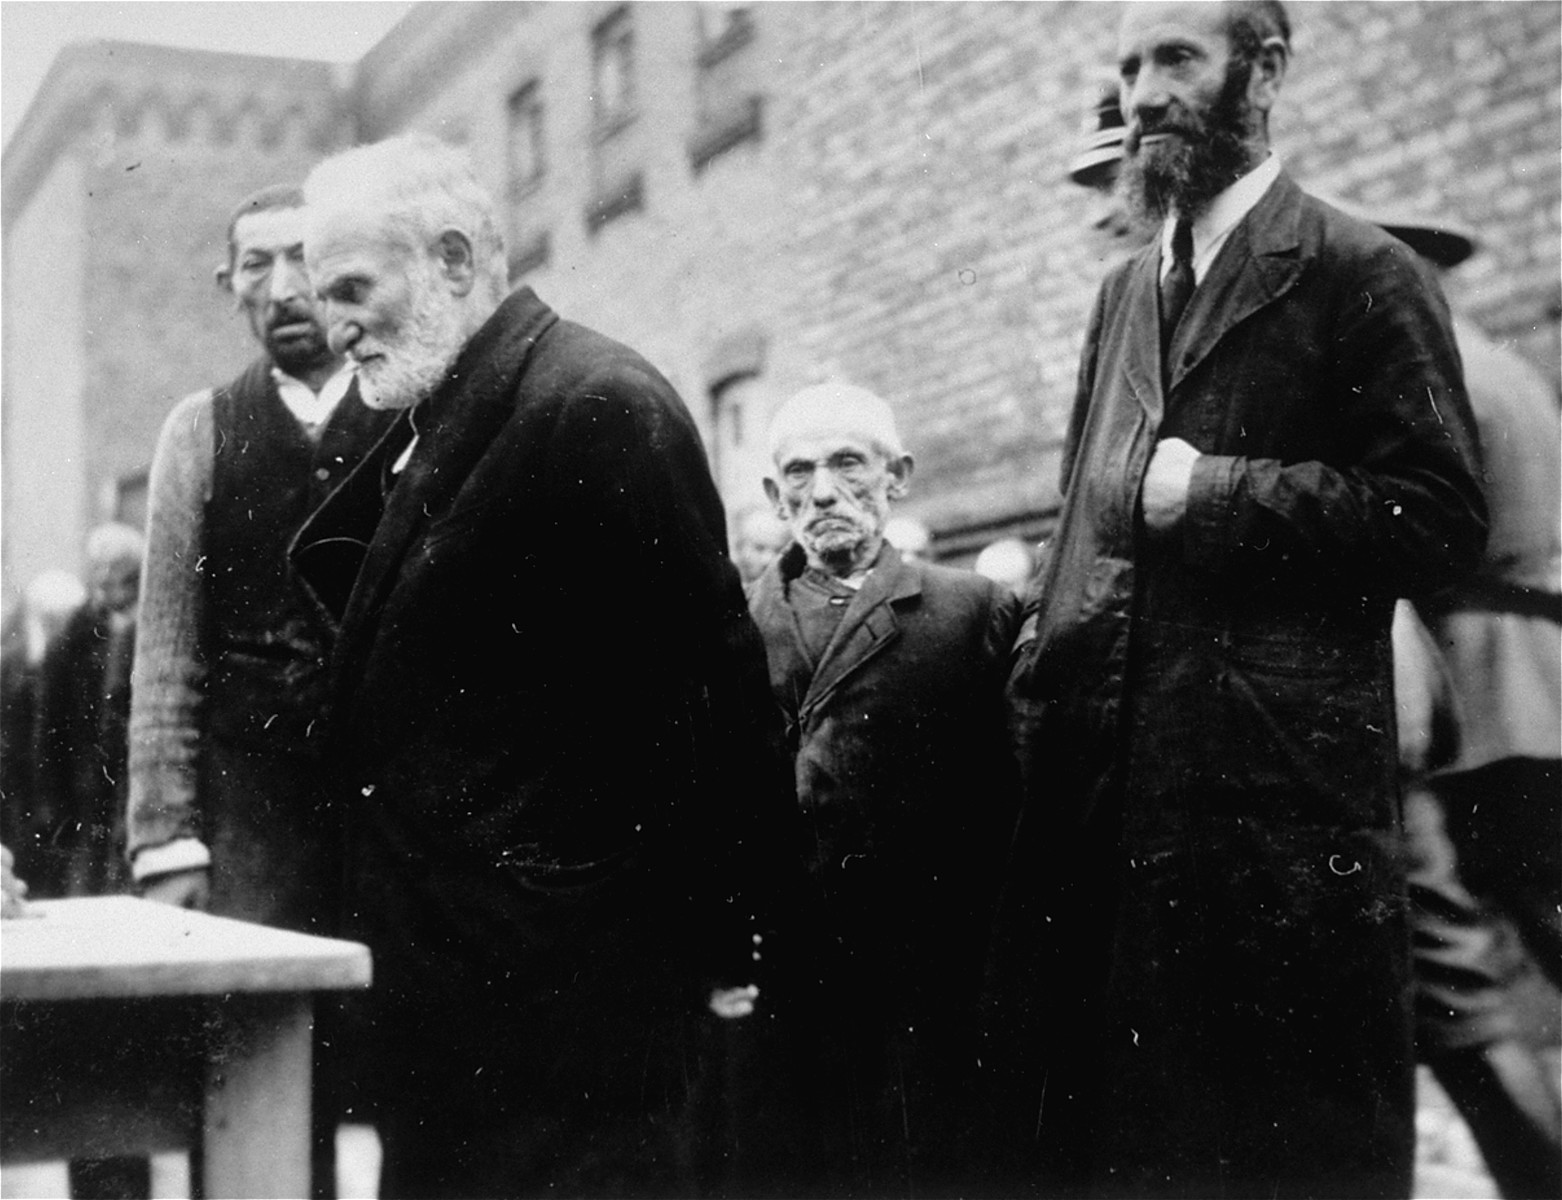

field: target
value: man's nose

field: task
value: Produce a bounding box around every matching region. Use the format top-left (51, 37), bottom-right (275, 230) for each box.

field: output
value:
top-left (327, 314), bottom-right (362, 357)
top-left (809, 466), bottom-right (842, 504)
top-left (1123, 73), bottom-right (1168, 125)
top-left (269, 257), bottom-right (309, 304)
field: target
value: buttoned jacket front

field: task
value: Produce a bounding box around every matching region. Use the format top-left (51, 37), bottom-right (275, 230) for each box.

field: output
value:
top-left (1002, 172), bottom-right (1488, 1197)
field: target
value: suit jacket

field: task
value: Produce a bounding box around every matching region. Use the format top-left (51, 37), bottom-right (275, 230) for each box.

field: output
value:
top-left (751, 543), bottom-right (1019, 925)
top-left (291, 288), bottom-right (795, 1083)
top-left (1002, 172), bottom-right (1487, 1197)
top-left (748, 543), bottom-right (1020, 1190)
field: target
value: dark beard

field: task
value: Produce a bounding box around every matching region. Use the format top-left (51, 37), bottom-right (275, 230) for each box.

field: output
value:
top-left (268, 328), bottom-right (333, 377)
top-left (1120, 58), bottom-right (1256, 223)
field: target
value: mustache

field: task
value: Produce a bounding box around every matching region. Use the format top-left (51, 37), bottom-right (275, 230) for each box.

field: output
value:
top-left (266, 302), bottom-right (319, 331)
top-left (1126, 112), bottom-right (1202, 154)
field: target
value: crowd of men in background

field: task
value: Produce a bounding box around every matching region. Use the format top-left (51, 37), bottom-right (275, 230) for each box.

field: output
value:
top-left (1, 3), bottom-right (1557, 1199)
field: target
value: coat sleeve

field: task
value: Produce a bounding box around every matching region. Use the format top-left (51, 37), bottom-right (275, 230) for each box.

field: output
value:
top-left (126, 390), bottom-right (215, 878)
top-left (1180, 242), bottom-right (1488, 599)
top-left (541, 359), bottom-right (801, 989)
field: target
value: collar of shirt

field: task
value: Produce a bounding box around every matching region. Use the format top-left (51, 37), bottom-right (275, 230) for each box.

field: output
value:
top-left (272, 361), bottom-right (355, 430)
top-left (1160, 152), bottom-right (1282, 285)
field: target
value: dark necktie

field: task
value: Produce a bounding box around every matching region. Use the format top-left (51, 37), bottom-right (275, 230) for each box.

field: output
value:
top-left (1160, 216), bottom-right (1195, 352)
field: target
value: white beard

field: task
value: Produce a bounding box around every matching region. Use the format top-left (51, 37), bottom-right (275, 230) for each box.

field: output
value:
top-left (355, 271), bottom-right (469, 411)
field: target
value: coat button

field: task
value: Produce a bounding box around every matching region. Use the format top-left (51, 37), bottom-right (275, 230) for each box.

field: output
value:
top-left (315, 467), bottom-right (331, 481)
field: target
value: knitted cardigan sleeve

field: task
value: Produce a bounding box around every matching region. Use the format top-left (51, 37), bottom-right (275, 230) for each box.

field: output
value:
top-left (126, 389), bottom-right (215, 879)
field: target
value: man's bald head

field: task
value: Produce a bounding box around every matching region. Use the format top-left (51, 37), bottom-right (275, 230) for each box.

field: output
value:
top-left (763, 383), bottom-right (914, 578)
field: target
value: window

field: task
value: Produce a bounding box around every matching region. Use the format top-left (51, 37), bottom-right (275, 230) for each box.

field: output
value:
top-left (703, 328), bottom-right (771, 504)
top-left (592, 7), bottom-right (636, 136)
top-left (586, 6), bottom-right (644, 234)
top-left (112, 469), bottom-right (150, 532)
top-left (507, 81), bottom-right (545, 197)
top-left (689, 4), bottom-right (763, 173)
top-left (696, 4), bottom-right (754, 65)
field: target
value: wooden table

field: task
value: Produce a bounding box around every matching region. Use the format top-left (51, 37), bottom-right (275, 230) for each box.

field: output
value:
top-left (1, 896), bottom-right (371, 1199)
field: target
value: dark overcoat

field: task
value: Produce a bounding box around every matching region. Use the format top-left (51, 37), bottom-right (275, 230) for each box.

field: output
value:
top-left (292, 287), bottom-right (796, 1197)
top-left (747, 543), bottom-right (1020, 1194)
top-left (1001, 173), bottom-right (1488, 1199)
top-left (34, 605), bottom-right (134, 898)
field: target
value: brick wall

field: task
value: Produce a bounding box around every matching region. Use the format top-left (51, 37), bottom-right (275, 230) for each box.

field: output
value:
top-left (361, 1), bottom-right (1557, 551)
top-left (5, 2), bottom-right (1556, 592)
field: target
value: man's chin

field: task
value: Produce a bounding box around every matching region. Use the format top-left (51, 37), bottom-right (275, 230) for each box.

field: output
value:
top-left (356, 375), bottom-right (423, 410)
top-left (803, 531), bottom-right (867, 564)
top-left (268, 338), bottom-right (332, 376)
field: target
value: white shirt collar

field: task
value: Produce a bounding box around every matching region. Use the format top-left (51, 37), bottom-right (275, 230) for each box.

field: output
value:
top-left (1160, 152), bottom-right (1282, 284)
top-left (271, 361), bottom-right (355, 431)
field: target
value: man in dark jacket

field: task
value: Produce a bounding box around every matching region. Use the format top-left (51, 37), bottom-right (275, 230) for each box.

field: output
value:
top-left (126, 183), bottom-right (395, 1199)
top-left (747, 383), bottom-right (1020, 1196)
top-left (292, 133), bottom-right (796, 1199)
top-left (998, 4), bottom-right (1488, 1197)
top-left (36, 522), bottom-right (143, 900)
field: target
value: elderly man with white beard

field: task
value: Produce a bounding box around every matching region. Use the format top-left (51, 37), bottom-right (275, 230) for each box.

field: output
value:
top-left (289, 133), bottom-right (796, 1199)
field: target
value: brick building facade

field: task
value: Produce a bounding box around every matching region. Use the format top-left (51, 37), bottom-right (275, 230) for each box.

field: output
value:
top-left (4, 1), bottom-right (1558, 598)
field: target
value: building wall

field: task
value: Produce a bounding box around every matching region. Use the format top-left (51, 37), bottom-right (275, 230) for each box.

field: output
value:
top-left (355, 0), bottom-right (1559, 555)
top-left (1280, 0), bottom-right (1561, 375)
top-left (3, 154), bottom-right (89, 594)
top-left (3, 2), bottom-right (1557, 594)
top-left (355, 2), bottom-right (801, 512)
top-left (1, 44), bottom-right (347, 600)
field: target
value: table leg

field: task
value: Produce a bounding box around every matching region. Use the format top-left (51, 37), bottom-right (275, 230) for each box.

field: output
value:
top-left (203, 993), bottom-right (313, 1200)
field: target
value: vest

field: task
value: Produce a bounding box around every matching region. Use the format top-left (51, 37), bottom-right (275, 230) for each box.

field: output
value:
top-left (203, 359), bottom-right (394, 752)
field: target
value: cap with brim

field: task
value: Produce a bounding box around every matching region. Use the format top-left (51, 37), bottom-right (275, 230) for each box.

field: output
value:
top-left (1068, 131), bottom-right (1124, 188)
top-left (1068, 73), bottom-right (1125, 188)
top-left (1315, 191), bottom-right (1479, 268)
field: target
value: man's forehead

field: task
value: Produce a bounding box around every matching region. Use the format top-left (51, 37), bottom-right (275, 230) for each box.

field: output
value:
top-left (232, 205), bottom-right (306, 254)
top-left (1119, 2), bottom-right (1229, 52)
top-left (305, 213), bottom-right (406, 268)
top-left (774, 427), bottom-right (883, 462)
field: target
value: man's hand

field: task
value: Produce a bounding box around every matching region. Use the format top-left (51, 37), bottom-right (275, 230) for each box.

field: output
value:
top-left (1141, 437), bottom-right (1201, 533)
top-left (140, 867), bottom-right (211, 910)
top-left (708, 984), bottom-right (759, 1020)
top-left (1, 844), bottom-right (32, 919)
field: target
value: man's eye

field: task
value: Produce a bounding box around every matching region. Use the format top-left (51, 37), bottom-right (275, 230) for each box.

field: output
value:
top-left (240, 258), bottom-right (270, 273)
top-left (783, 466), bottom-right (811, 485)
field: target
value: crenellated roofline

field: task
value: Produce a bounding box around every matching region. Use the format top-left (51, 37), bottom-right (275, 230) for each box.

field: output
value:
top-left (2, 39), bottom-right (348, 229)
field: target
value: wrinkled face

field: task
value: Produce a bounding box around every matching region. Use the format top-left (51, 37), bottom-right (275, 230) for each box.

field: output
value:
top-left (228, 208), bottom-right (332, 375)
top-left (88, 555), bottom-right (139, 616)
top-left (308, 215), bottom-right (468, 410)
top-left (766, 429), bottom-right (907, 577)
top-left (1117, 2), bottom-right (1257, 220)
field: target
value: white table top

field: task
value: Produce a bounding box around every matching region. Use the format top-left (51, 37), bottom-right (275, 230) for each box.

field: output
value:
top-left (1, 896), bottom-right (371, 1002)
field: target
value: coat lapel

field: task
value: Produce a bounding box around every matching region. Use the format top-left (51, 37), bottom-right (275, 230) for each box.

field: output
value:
top-left (801, 546), bottom-right (920, 720)
top-left (1167, 171), bottom-right (1306, 394)
top-left (290, 411), bottom-right (415, 624)
top-left (1122, 246), bottom-right (1166, 424)
top-left (294, 288), bottom-right (559, 698)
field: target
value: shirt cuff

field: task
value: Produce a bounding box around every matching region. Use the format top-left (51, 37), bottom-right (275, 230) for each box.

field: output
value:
top-left (131, 838), bottom-right (211, 882)
top-left (1184, 453), bottom-right (1240, 571)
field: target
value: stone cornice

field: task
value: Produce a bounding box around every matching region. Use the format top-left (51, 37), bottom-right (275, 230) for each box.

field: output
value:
top-left (3, 40), bottom-right (345, 229)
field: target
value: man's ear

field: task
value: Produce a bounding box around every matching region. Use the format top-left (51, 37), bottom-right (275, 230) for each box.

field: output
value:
top-left (1249, 37), bottom-right (1288, 115)
top-left (435, 229), bottom-right (477, 297)
top-left (214, 262), bottom-right (233, 294)
top-left (886, 453), bottom-right (915, 500)
top-left (762, 476), bottom-right (785, 518)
